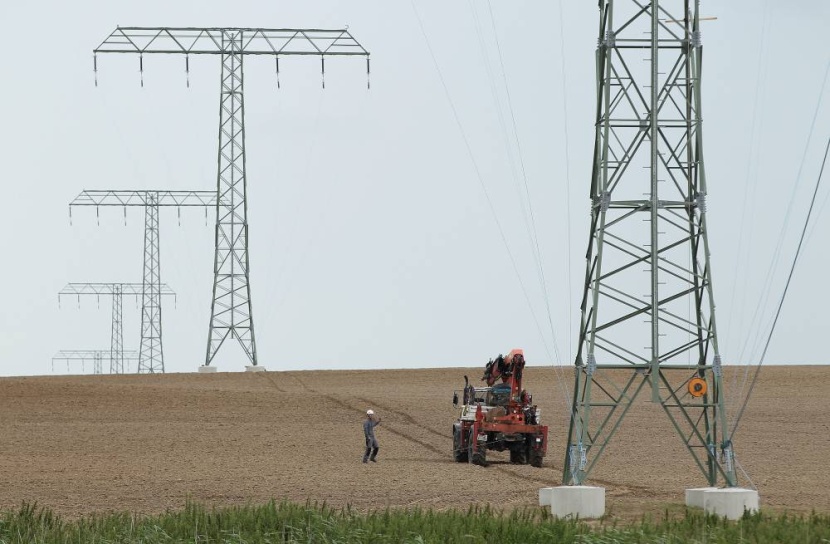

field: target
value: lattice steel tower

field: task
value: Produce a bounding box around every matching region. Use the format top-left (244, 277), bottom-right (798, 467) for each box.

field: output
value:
top-left (564, 0), bottom-right (737, 487)
top-left (71, 190), bottom-right (215, 373)
top-left (93, 28), bottom-right (370, 367)
top-left (59, 283), bottom-right (175, 374)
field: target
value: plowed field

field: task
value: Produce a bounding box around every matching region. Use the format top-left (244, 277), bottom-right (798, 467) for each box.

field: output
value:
top-left (0, 366), bottom-right (827, 518)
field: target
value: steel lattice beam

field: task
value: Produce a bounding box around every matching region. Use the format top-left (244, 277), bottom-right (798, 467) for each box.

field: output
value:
top-left (60, 283), bottom-right (175, 297)
top-left (93, 27), bottom-right (370, 367)
top-left (140, 193), bottom-right (163, 373)
top-left (563, 0), bottom-right (737, 488)
top-left (94, 27), bottom-right (369, 56)
top-left (70, 189), bottom-right (213, 373)
top-left (71, 190), bottom-right (216, 208)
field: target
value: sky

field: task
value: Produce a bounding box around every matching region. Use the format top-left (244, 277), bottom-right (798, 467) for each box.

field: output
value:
top-left (0, 1), bottom-right (828, 376)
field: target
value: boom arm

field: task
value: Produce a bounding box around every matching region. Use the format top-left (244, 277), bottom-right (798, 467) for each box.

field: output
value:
top-left (482, 349), bottom-right (526, 401)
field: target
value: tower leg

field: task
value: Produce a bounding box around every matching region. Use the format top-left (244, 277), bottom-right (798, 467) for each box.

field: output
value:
top-left (206, 30), bottom-right (258, 367)
top-left (110, 284), bottom-right (124, 374)
top-left (139, 193), bottom-right (164, 373)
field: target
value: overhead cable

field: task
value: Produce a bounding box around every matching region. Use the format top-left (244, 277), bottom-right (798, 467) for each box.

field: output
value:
top-left (731, 132), bottom-right (830, 438)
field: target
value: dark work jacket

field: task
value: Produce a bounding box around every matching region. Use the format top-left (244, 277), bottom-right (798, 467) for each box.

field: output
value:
top-left (363, 419), bottom-right (380, 447)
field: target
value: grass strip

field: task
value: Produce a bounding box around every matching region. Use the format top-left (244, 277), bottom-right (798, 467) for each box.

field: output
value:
top-left (0, 500), bottom-right (828, 543)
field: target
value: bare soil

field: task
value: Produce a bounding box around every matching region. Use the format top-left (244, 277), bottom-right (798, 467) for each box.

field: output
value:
top-left (0, 365), bottom-right (826, 519)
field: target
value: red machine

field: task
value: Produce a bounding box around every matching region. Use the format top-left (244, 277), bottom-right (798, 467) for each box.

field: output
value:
top-left (452, 349), bottom-right (548, 467)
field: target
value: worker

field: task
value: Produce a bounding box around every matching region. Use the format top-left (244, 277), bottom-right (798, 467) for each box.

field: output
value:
top-left (363, 409), bottom-right (381, 463)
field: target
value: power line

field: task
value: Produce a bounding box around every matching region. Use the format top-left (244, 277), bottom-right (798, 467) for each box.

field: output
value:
top-left (409, 1), bottom-right (557, 362)
top-left (731, 132), bottom-right (830, 438)
top-left (730, 56), bottom-right (830, 417)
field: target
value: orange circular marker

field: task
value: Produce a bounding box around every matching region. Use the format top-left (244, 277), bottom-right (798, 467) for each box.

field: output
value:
top-left (688, 377), bottom-right (707, 397)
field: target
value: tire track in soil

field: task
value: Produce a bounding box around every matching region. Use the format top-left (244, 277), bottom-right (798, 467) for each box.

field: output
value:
top-left (354, 396), bottom-right (450, 441)
top-left (282, 373), bottom-right (561, 486)
top-left (355, 399), bottom-right (555, 484)
top-left (260, 373), bottom-right (286, 393)
top-left (280, 373), bottom-right (651, 490)
top-left (284, 373), bottom-right (447, 458)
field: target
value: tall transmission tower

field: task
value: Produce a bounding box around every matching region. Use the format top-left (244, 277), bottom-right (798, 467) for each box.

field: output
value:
top-left (52, 349), bottom-right (140, 374)
top-left (564, 1), bottom-right (737, 487)
top-left (59, 283), bottom-right (175, 374)
top-left (70, 190), bottom-right (215, 373)
top-left (93, 27), bottom-right (371, 368)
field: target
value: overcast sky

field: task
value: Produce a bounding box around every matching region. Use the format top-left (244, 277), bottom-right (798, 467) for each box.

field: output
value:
top-left (0, 1), bottom-right (828, 376)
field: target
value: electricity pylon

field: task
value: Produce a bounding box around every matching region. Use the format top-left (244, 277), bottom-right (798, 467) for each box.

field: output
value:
top-left (564, 1), bottom-right (737, 487)
top-left (70, 190), bottom-right (215, 373)
top-left (52, 349), bottom-right (139, 375)
top-left (59, 283), bottom-right (175, 374)
top-left (92, 27), bottom-right (371, 368)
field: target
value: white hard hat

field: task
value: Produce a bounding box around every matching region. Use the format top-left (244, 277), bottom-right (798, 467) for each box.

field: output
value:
top-left (366, 409), bottom-right (375, 415)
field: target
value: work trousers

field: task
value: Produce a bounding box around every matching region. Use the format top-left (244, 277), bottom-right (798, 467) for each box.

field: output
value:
top-left (363, 438), bottom-right (379, 462)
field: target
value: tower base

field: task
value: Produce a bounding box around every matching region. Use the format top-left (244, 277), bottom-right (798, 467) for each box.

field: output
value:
top-left (686, 487), bottom-right (759, 520)
top-left (685, 487), bottom-right (718, 509)
top-left (245, 365), bottom-right (266, 372)
top-left (197, 365), bottom-right (217, 373)
top-left (540, 486), bottom-right (605, 519)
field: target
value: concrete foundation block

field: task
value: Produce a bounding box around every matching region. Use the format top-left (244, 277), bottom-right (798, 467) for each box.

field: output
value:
top-left (702, 488), bottom-right (759, 520)
top-left (245, 365), bottom-right (266, 372)
top-left (685, 487), bottom-right (719, 509)
top-left (197, 365), bottom-right (217, 373)
top-left (538, 487), bottom-right (555, 506)
top-left (546, 486), bottom-right (605, 519)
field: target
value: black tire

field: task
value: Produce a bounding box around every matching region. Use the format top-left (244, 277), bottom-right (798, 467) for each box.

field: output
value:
top-left (529, 449), bottom-right (543, 468)
top-left (510, 447), bottom-right (526, 464)
top-left (468, 429), bottom-right (487, 466)
top-left (453, 426), bottom-right (468, 463)
top-left (525, 435), bottom-right (543, 467)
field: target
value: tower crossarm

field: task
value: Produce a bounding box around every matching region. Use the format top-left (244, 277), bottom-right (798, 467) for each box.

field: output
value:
top-left (94, 27), bottom-right (370, 57)
top-left (52, 349), bottom-right (140, 361)
top-left (71, 190), bottom-right (216, 208)
top-left (59, 283), bottom-right (175, 298)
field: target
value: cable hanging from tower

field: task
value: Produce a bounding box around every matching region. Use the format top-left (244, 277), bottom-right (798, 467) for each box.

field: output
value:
top-left (730, 86), bottom-right (830, 438)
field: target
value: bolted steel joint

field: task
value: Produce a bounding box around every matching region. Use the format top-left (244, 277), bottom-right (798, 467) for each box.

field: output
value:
top-left (569, 445), bottom-right (578, 476)
top-left (691, 30), bottom-right (702, 48)
top-left (587, 353), bottom-right (597, 375)
top-left (695, 192), bottom-right (707, 213)
top-left (722, 444), bottom-right (734, 473)
top-left (713, 354), bottom-right (722, 378)
top-left (600, 191), bottom-right (611, 212)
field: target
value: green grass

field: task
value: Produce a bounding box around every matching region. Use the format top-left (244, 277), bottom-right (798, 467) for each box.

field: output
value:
top-left (0, 501), bottom-right (829, 543)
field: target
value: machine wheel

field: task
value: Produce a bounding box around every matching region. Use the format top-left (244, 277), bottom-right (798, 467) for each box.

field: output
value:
top-left (509, 446), bottom-right (526, 464)
top-left (468, 429), bottom-right (487, 466)
top-left (529, 449), bottom-right (543, 468)
top-left (526, 436), bottom-right (543, 467)
top-left (453, 426), bottom-right (468, 463)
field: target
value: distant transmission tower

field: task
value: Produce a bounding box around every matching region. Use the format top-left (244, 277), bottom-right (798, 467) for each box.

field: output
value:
top-left (52, 349), bottom-right (139, 374)
top-left (70, 190), bottom-right (214, 373)
top-left (564, 1), bottom-right (737, 487)
top-left (59, 283), bottom-right (175, 374)
top-left (92, 27), bottom-right (371, 368)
